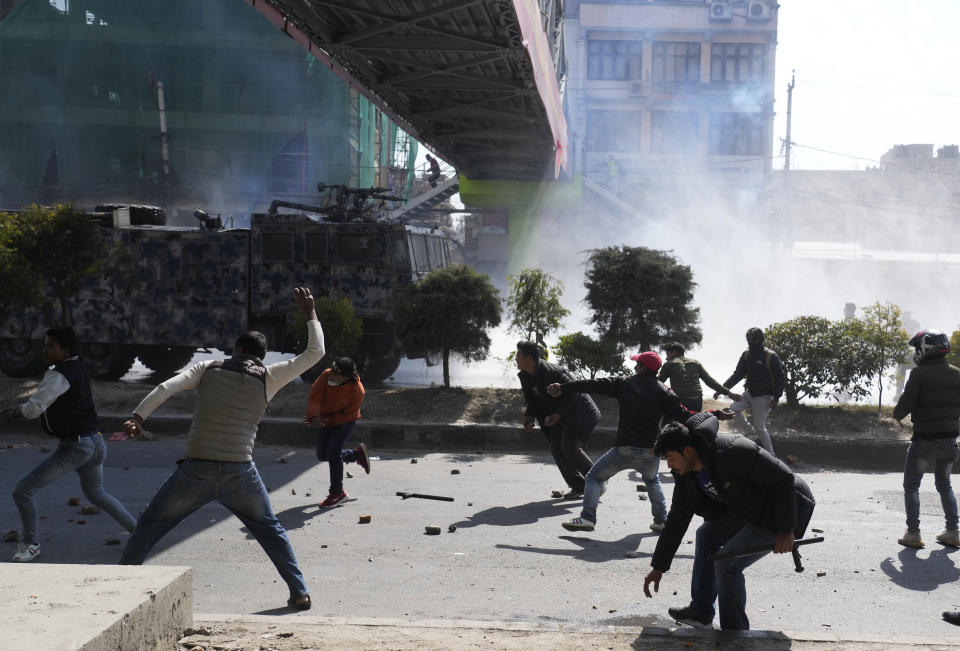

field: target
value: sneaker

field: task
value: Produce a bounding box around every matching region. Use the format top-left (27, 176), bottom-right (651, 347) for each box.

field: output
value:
top-left (562, 489), bottom-right (584, 500)
top-left (12, 542), bottom-right (40, 562)
top-left (561, 517), bottom-right (595, 532)
top-left (668, 605), bottom-right (714, 629)
top-left (319, 491), bottom-right (348, 508)
top-left (898, 530), bottom-right (925, 548)
top-left (650, 521), bottom-right (665, 533)
top-left (937, 529), bottom-right (960, 547)
top-left (354, 443), bottom-right (371, 474)
top-left (944, 611), bottom-right (960, 626)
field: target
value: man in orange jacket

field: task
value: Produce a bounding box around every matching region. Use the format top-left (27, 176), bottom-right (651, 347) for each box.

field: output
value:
top-left (304, 357), bottom-right (369, 507)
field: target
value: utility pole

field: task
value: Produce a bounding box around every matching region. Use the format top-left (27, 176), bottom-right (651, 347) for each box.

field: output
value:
top-left (784, 70), bottom-right (795, 174)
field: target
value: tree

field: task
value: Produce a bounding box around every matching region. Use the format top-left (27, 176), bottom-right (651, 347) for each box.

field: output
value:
top-left (949, 328), bottom-right (960, 369)
top-left (0, 211), bottom-right (41, 321)
top-left (853, 301), bottom-right (909, 412)
top-left (505, 268), bottom-right (569, 344)
top-left (553, 332), bottom-right (628, 380)
top-left (9, 204), bottom-right (106, 324)
top-left (394, 264), bottom-right (501, 388)
top-left (583, 246), bottom-right (701, 352)
top-left (765, 316), bottom-right (873, 406)
top-left (289, 296), bottom-right (363, 359)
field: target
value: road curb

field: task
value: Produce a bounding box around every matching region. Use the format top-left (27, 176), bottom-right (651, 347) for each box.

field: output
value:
top-left (95, 413), bottom-right (911, 471)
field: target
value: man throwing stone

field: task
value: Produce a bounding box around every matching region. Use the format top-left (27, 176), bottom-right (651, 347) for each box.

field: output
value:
top-left (119, 287), bottom-right (324, 611)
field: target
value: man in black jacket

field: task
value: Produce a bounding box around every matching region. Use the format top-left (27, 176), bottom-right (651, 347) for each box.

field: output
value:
top-left (3, 327), bottom-right (137, 562)
top-left (517, 341), bottom-right (599, 499)
top-left (548, 351), bottom-right (727, 534)
top-left (643, 413), bottom-right (814, 630)
top-left (716, 327), bottom-right (785, 454)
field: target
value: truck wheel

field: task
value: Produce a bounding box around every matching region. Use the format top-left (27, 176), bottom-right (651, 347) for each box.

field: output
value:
top-left (83, 343), bottom-right (137, 381)
top-left (360, 356), bottom-right (401, 386)
top-left (136, 345), bottom-right (196, 378)
top-left (0, 338), bottom-right (46, 377)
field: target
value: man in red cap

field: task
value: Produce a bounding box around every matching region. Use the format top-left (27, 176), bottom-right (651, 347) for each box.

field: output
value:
top-left (548, 350), bottom-right (731, 534)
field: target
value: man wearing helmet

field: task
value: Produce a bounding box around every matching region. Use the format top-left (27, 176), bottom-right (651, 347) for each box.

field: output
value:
top-left (715, 327), bottom-right (785, 455)
top-left (893, 329), bottom-right (960, 558)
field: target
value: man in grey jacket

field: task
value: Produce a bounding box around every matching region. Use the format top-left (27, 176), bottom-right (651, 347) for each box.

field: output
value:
top-left (119, 287), bottom-right (324, 611)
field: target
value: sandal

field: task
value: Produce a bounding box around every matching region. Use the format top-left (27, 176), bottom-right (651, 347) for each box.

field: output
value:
top-left (287, 594), bottom-right (311, 610)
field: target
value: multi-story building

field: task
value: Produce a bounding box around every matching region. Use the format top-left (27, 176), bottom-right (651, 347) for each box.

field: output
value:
top-left (564, 0), bottom-right (779, 192)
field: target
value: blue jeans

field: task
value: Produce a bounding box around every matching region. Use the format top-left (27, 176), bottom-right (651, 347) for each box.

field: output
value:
top-left (730, 390), bottom-right (774, 454)
top-left (903, 437), bottom-right (960, 532)
top-left (13, 433), bottom-right (137, 545)
top-left (119, 459), bottom-right (308, 600)
top-left (580, 445), bottom-right (666, 525)
top-left (315, 421), bottom-right (358, 494)
top-left (689, 513), bottom-right (776, 630)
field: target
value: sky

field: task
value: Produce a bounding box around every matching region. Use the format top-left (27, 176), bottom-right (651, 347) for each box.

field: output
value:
top-left (772, 0), bottom-right (960, 170)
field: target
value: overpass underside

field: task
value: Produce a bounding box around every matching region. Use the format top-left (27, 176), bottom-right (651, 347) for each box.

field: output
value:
top-left (246, 0), bottom-right (567, 181)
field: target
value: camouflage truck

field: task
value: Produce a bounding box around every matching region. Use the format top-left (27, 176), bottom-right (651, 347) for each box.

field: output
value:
top-left (0, 202), bottom-right (451, 384)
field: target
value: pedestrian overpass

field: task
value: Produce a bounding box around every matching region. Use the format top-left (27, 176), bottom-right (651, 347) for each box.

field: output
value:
top-left (245, 0), bottom-right (567, 182)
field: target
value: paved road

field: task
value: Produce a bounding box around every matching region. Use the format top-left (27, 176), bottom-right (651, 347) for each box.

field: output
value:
top-left (2, 435), bottom-right (960, 643)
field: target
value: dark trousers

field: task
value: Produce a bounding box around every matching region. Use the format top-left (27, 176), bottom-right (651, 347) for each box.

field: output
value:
top-left (679, 396), bottom-right (703, 412)
top-left (545, 423), bottom-right (594, 492)
top-left (315, 421), bottom-right (358, 494)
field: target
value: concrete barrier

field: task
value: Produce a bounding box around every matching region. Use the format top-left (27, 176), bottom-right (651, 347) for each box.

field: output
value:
top-left (1, 564), bottom-right (192, 650)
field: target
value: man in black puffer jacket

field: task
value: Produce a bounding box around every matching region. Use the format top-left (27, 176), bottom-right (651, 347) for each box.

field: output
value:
top-left (717, 327), bottom-right (785, 454)
top-left (517, 341), bottom-right (599, 499)
top-left (643, 413), bottom-right (814, 631)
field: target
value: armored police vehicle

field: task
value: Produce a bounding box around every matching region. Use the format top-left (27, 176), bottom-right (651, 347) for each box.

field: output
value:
top-left (0, 190), bottom-right (451, 384)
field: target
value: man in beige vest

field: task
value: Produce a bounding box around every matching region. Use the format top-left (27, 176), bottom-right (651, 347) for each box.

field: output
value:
top-left (119, 287), bottom-right (324, 610)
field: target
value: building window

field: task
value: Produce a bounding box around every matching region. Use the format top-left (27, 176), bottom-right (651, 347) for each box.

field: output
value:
top-left (708, 113), bottom-right (765, 155)
top-left (710, 43), bottom-right (765, 82)
top-left (587, 109), bottom-right (642, 153)
top-left (651, 112), bottom-right (700, 154)
top-left (587, 40), bottom-right (642, 81)
top-left (652, 42), bottom-right (701, 83)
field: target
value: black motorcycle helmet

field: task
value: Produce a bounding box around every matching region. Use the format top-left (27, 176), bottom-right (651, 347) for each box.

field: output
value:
top-left (908, 329), bottom-right (950, 364)
top-left (745, 327), bottom-right (765, 347)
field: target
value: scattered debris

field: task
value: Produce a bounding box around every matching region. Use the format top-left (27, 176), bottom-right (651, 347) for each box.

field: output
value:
top-left (67, 497), bottom-right (80, 506)
top-left (609, 609), bottom-right (616, 613)
top-left (425, 526), bottom-right (441, 535)
top-left (368, 557), bottom-right (374, 562)
top-left (321, 544), bottom-right (328, 548)
top-left (40, 445), bottom-right (51, 453)
top-left (105, 538), bottom-right (121, 545)
top-left (448, 524), bottom-right (457, 533)
top-left (816, 571), bottom-right (827, 577)
top-left (346, 471), bottom-right (354, 479)
top-left (80, 505), bottom-right (100, 515)
top-left (410, 458), bottom-right (418, 464)
top-left (785, 454), bottom-right (799, 466)
top-left (467, 502), bottom-right (473, 506)
top-left (636, 485), bottom-right (647, 492)
top-left (277, 451), bottom-right (295, 464)
top-left (551, 490), bottom-right (564, 498)
top-left (812, 528), bottom-right (824, 533)
top-left (358, 515), bottom-right (372, 524)
top-left (3, 529), bottom-right (19, 542)
top-left (451, 469), bottom-right (460, 475)
top-left (77, 520), bottom-right (86, 525)
top-left (182, 627), bottom-right (213, 636)
top-left (637, 494), bottom-right (648, 501)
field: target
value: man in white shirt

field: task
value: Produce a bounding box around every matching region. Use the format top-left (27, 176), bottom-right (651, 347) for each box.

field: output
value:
top-left (118, 287), bottom-right (324, 611)
top-left (3, 326), bottom-right (137, 562)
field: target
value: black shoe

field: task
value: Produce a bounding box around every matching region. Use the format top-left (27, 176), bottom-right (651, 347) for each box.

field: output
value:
top-left (668, 605), bottom-right (713, 629)
top-left (354, 443), bottom-right (371, 474)
top-left (944, 611), bottom-right (960, 626)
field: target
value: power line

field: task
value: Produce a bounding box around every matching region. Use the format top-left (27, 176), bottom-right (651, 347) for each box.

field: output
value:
top-left (791, 143), bottom-right (960, 178)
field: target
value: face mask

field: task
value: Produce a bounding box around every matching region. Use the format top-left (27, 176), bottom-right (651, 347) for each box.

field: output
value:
top-left (327, 378), bottom-right (344, 387)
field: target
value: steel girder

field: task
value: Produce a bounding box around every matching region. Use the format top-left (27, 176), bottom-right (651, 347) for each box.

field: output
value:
top-left (245, 0), bottom-right (567, 181)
